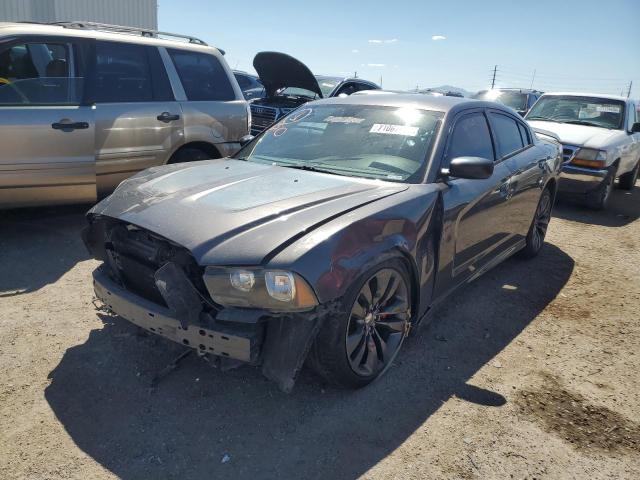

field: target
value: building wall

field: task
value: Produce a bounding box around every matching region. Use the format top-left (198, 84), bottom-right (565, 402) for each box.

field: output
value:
top-left (0, 0), bottom-right (157, 29)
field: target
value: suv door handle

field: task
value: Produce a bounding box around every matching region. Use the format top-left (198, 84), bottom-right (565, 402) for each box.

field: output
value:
top-left (51, 121), bottom-right (89, 130)
top-left (157, 112), bottom-right (180, 122)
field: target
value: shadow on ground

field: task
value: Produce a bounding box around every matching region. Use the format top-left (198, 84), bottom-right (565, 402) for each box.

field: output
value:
top-left (45, 243), bottom-right (574, 479)
top-left (554, 183), bottom-right (640, 227)
top-left (0, 204), bottom-right (91, 296)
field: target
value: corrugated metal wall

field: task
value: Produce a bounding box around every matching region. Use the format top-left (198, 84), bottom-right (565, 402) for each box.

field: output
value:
top-left (0, 0), bottom-right (157, 29)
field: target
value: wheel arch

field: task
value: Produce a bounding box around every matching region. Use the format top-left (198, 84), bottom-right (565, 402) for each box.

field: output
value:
top-left (167, 141), bottom-right (222, 164)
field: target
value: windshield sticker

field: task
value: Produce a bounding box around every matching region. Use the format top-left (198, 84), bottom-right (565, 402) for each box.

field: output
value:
top-left (596, 105), bottom-right (621, 113)
top-left (285, 108), bottom-right (313, 123)
top-left (370, 124), bottom-right (419, 136)
top-left (272, 126), bottom-right (287, 137)
top-left (323, 116), bottom-right (364, 124)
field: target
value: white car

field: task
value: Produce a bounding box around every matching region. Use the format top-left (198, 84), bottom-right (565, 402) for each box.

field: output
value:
top-left (526, 92), bottom-right (640, 209)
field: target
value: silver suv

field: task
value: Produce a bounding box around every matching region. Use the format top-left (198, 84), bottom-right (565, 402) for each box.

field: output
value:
top-left (0, 21), bottom-right (250, 209)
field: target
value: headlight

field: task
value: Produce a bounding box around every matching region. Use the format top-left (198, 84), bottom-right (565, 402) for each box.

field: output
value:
top-left (572, 148), bottom-right (608, 168)
top-left (203, 267), bottom-right (318, 311)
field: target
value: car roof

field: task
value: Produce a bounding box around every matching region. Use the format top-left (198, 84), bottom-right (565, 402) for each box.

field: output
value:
top-left (306, 92), bottom-right (505, 114)
top-left (315, 75), bottom-right (378, 85)
top-left (540, 91), bottom-right (629, 102)
top-left (0, 21), bottom-right (223, 55)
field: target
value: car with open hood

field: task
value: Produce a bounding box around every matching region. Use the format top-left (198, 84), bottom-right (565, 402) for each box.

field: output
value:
top-left (526, 92), bottom-right (640, 209)
top-left (84, 94), bottom-right (561, 392)
top-left (248, 51), bottom-right (380, 135)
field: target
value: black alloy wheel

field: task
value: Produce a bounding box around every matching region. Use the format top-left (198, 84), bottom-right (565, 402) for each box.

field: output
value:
top-left (345, 268), bottom-right (410, 377)
top-left (519, 188), bottom-right (552, 259)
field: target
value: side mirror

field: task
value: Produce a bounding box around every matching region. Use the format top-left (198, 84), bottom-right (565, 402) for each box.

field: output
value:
top-left (444, 156), bottom-right (494, 180)
top-left (631, 122), bottom-right (640, 133)
top-left (239, 134), bottom-right (255, 146)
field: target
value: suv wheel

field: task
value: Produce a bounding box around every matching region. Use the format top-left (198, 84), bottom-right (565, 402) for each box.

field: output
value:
top-left (586, 170), bottom-right (614, 210)
top-left (618, 161), bottom-right (639, 190)
top-left (309, 259), bottom-right (412, 389)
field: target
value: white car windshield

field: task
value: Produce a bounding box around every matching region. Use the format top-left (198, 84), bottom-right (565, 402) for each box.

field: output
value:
top-left (527, 96), bottom-right (625, 130)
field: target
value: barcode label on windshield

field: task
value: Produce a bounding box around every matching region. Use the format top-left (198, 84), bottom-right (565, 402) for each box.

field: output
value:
top-left (370, 124), bottom-right (419, 136)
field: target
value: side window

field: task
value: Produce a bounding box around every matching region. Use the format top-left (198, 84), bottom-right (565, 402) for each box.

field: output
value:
top-left (517, 122), bottom-right (532, 146)
top-left (355, 82), bottom-right (374, 93)
top-left (94, 41), bottom-right (153, 103)
top-left (445, 112), bottom-right (494, 166)
top-left (488, 112), bottom-right (524, 158)
top-left (168, 49), bottom-right (235, 101)
top-left (528, 94), bottom-right (538, 109)
top-left (0, 41), bottom-right (83, 105)
top-left (336, 82), bottom-right (357, 96)
top-left (235, 74), bottom-right (250, 90)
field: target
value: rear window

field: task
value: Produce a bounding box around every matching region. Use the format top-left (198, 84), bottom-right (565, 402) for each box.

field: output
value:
top-left (168, 49), bottom-right (235, 101)
top-left (489, 113), bottom-right (524, 157)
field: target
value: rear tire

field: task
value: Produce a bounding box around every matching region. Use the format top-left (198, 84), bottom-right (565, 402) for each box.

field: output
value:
top-left (585, 170), bottom-right (614, 210)
top-left (618, 161), bottom-right (639, 191)
top-left (309, 259), bottom-right (413, 389)
top-left (518, 188), bottom-right (552, 259)
top-left (168, 148), bottom-right (211, 164)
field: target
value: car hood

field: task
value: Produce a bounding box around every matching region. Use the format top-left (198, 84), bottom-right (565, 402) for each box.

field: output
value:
top-left (89, 159), bottom-right (407, 265)
top-left (253, 51), bottom-right (323, 98)
top-left (526, 120), bottom-right (620, 148)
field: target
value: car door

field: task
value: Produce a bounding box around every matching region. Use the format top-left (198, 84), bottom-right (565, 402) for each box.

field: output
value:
top-left (439, 109), bottom-right (517, 289)
top-left (90, 40), bottom-right (184, 196)
top-left (0, 36), bottom-right (95, 208)
top-left (488, 110), bottom-right (543, 240)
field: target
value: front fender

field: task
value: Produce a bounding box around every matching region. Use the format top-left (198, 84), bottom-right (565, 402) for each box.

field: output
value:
top-left (269, 186), bottom-right (441, 308)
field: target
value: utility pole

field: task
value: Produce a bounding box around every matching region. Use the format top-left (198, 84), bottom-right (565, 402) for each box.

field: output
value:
top-left (491, 65), bottom-right (497, 89)
top-left (627, 81), bottom-right (633, 98)
top-left (379, 75), bottom-right (383, 87)
top-left (530, 69), bottom-right (536, 89)
top-left (354, 71), bottom-right (358, 78)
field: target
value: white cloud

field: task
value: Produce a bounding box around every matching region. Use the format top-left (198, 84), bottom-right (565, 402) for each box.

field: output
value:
top-left (432, 35), bottom-right (446, 41)
top-left (367, 63), bottom-right (386, 67)
top-left (351, 49), bottom-right (359, 53)
top-left (368, 38), bottom-right (398, 44)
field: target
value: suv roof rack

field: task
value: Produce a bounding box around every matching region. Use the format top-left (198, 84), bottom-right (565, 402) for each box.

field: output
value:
top-left (51, 21), bottom-right (209, 46)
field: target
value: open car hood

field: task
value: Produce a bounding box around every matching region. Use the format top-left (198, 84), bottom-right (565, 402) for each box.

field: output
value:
top-left (253, 51), bottom-right (323, 98)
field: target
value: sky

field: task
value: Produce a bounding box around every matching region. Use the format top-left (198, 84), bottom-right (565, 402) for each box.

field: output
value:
top-left (159, 0), bottom-right (640, 97)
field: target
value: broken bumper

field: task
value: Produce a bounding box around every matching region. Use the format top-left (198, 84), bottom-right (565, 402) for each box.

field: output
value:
top-left (92, 266), bottom-right (332, 392)
top-left (558, 164), bottom-right (609, 195)
top-left (93, 267), bottom-right (258, 362)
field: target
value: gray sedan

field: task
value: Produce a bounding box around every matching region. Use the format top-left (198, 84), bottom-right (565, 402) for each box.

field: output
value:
top-left (84, 94), bottom-right (562, 391)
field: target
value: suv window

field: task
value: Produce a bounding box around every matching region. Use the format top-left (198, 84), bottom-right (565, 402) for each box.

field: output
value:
top-left (0, 41), bottom-right (83, 105)
top-left (93, 41), bottom-right (153, 103)
top-left (446, 112), bottom-right (494, 165)
top-left (489, 112), bottom-right (524, 158)
top-left (168, 49), bottom-right (235, 101)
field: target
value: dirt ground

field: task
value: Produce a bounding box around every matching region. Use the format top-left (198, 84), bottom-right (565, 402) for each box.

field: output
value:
top-left (1, 183), bottom-right (639, 480)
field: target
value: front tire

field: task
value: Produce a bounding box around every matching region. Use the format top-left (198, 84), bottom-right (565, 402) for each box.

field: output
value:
top-left (309, 259), bottom-right (412, 389)
top-left (618, 161), bottom-right (639, 191)
top-left (519, 188), bottom-right (552, 259)
top-left (585, 170), bottom-right (614, 210)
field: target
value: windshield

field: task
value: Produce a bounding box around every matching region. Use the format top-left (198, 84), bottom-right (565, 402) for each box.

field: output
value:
top-left (236, 104), bottom-right (443, 183)
top-left (280, 77), bottom-right (340, 98)
top-left (526, 95), bottom-right (625, 129)
top-left (474, 90), bottom-right (527, 111)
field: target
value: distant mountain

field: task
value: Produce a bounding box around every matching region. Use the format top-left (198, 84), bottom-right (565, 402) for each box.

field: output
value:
top-left (427, 85), bottom-right (474, 97)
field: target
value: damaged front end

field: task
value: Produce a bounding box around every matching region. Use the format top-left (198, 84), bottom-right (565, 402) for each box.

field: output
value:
top-left (84, 215), bottom-right (335, 392)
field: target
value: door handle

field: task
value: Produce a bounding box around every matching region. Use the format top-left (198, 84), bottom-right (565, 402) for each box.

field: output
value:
top-left (157, 112), bottom-right (180, 122)
top-left (51, 121), bottom-right (89, 130)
